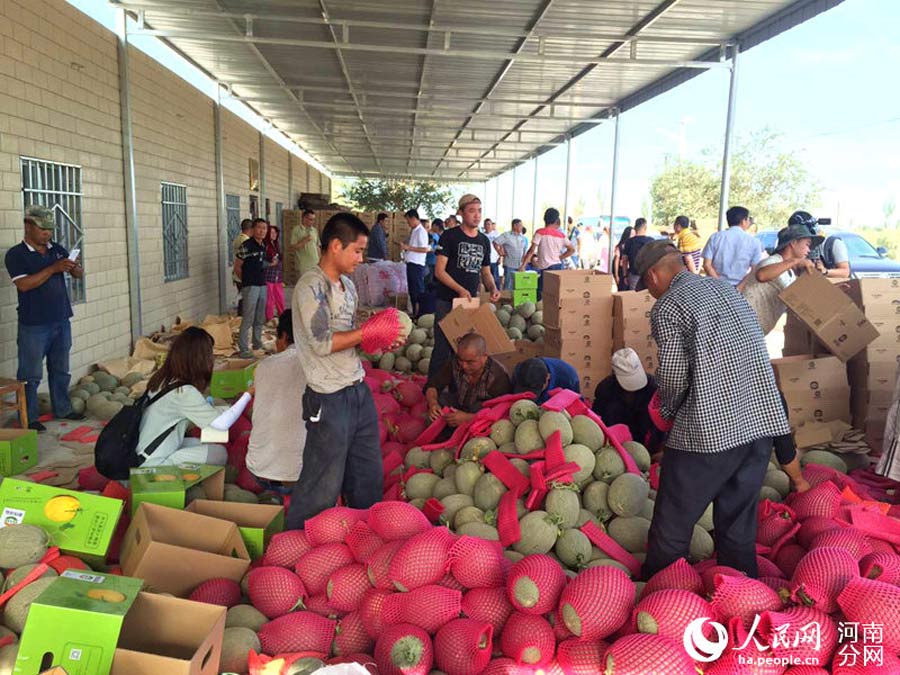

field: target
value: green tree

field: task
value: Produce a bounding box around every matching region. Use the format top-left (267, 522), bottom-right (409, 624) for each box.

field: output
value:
top-left (649, 157), bottom-right (719, 226)
top-left (340, 178), bottom-right (454, 215)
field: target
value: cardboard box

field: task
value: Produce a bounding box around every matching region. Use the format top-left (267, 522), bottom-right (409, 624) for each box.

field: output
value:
top-left (844, 278), bottom-right (900, 319)
top-left (439, 303), bottom-right (515, 356)
top-left (779, 273), bottom-right (880, 362)
top-left (613, 290), bottom-right (655, 323)
top-left (492, 340), bottom-right (544, 375)
top-left (129, 464), bottom-right (226, 515)
top-left (848, 356), bottom-right (900, 393)
top-left (121, 503), bottom-right (250, 597)
top-left (210, 359), bottom-right (256, 399)
top-left (512, 289), bottom-right (538, 308)
top-left (185, 500), bottom-right (284, 561)
top-left (613, 322), bottom-right (654, 351)
top-left (867, 318), bottom-right (900, 348)
top-left (0, 428), bottom-right (38, 476)
top-left (15, 572), bottom-right (144, 675)
top-left (579, 367), bottom-right (613, 397)
top-left (544, 295), bottom-right (615, 333)
top-left (542, 270), bottom-right (615, 300)
top-left (545, 325), bottom-right (613, 354)
top-left (513, 272), bottom-right (539, 290)
top-left (771, 355), bottom-right (849, 394)
top-left (0, 479), bottom-right (123, 562)
top-left (783, 394), bottom-right (851, 426)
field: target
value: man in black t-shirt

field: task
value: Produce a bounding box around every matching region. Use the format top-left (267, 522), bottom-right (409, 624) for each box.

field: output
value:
top-left (235, 218), bottom-right (272, 357)
top-left (621, 218), bottom-right (655, 290)
top-left (428, 194), bottom-right (501, 379)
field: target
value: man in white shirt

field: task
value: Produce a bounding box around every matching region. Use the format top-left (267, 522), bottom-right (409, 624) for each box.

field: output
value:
top-left (494, 219), bottom-right (528, 290)
top-left (246, 310), bottom-right (306, 490)
top-left (401, 208), bottom-right (430, 318)
top-left (483, 218), bottom-right (501, 290)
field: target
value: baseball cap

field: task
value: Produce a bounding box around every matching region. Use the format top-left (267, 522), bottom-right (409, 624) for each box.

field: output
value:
top-left (634, 240), bottom-right (679, 277)
top-left (612, 348), bottom-right (648, 392)
top-left (458, 194), bottom-right (481, 211)
top-left (24, 204), bottom-right (55, 230)
top-left (513, 358), bottom-right (549, 397)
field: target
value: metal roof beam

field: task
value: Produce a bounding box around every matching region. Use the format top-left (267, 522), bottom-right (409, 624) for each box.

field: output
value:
top-left (410, 0), bottom-right (438, 170)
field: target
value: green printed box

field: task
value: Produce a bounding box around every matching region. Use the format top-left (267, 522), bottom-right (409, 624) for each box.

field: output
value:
top-left (513, 271), bottom-right (539, 290)
top-left (0, 479), bottom-right (123, 562)
top-left (210, 358), bottom-right (256, 399)
top-left (186, 500), bottom-right (284, 560)
top-left (0, 428), bottom-right (38, 477)
top-left (129, 463), bottom-right (225, 515)
top-left (512, 288), bottom-right (538, 307)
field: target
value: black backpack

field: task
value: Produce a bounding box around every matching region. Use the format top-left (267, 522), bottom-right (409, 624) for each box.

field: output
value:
top-left (94, 381), bottom-right (185, 480)
top-left (822, 236), bottom-right (851, 276)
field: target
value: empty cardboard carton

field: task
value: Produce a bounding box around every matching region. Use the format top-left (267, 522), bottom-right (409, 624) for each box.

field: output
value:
top-left (440, 303), bottom-right (514, 356)
top-left (0, 428), bottom-right (38, 476)
top-left (771, 355), bottom-right (849, 393)
top-left (120, 503), bottom-right (250, 597)
top-left (210, 359), bottom-right (256, 399)
top-left (185, 500), bottom-right (284, 560)
top-left (129, 463), bottom-right (225, 515)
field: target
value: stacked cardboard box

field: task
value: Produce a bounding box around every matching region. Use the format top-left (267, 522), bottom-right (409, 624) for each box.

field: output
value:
top-left (771, 355), bottom-right (851, 427)
top-left (512, 272), bottom-right (538, 307)
top-left (541, 271), bottom-right (616, 395)
top-left (613, 290), bottom-right (658, 374)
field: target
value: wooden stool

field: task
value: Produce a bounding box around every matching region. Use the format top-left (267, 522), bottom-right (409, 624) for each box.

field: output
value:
top-left (0, 378), bottom-right (28, 429)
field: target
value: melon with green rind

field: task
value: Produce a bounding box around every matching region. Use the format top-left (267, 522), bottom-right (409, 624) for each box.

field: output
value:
top-left (3, 577), bottom-right (55, 634)
top-left (379, 353), bottom-right (396, 371)
top-left (405, 473), bottom-right (441, 501)
top-left (185, 485), bottom-right (207, 505)
top-left (405, 344), bottom-right (424, 362)
top-left (429, 449), bottom-right (454, 476)
top-left (0, 644), bottom-right (18, 674)
top-left (555, 528), bottom-right (592, 568)
top-left (220, 626), bottom-right (260, 674)
top-left (121, 372), bottom-right (144, 388)
top-left (417, 314), bottom-right (435, 329)
top-left (442, 465), bottom-right (457, 482)
top-left (545, 487), bottom-right (580, 529)
top-left (409, 498), bottom-right (426, 510)
top-left (82, 382), bottom-right (101, 395)
top-left (563, 444), bottom-right (596, 485)
top-left (225, 604), bottom-right (267, 632)
top-left (593, 447), bottom-right (626, 483)
top-left (607, 516), bottom-right (651, 554)
top-left (504, 551), bottom-right (525, 564)
top-left (513, 511), bottom-right (560, 555)
top-left (422, 347), bottom-right (433, 360)
top-left (517, 302), bottom-right (536, 319)
top-left (584, 558), bottom-right (632, 575)
top-left (639, 499), bottom-right (655, 522)
top-left (461, 437), bottom-right (497, 461)
top-left (575, 509), bottom-right (600, 529)
top-left (696, 502), bottom-right (714, 531)
top-left (440, 494), bottom-right (474, 525)
top-left (69, 397), bottom-right (86, 415)
top-left (538, 411), bottom-right (573, 446)
top-left (454, 461), bottom-right (483, 496)
top-left (473, 473), bottom-right (507, 512)
top-left (453, 506), bottom-right (486, 529)
top-left (800, 449), bottom-right (848, 473)
top-left (582, 481), bottom-right (612, 521)
top-left (759, 486), bottom-right (783, 502)
top-left (405, 447), bottom-right (431, 470)
top-left (509, 458), bottom-right (531, 479)
top-left (417, 358), bottom-right (430, 375)
top-left (457, 521), bottom-right (500, 541)
top-left (224, 485), bottom-right (258, 504)
top-left (507, 327), bottom-right (523, 340)
top-left (395, 356), bottom-right (413, 373)
top-left (508, 314), bottom-right (527, 332)
top-left (515, 420), bottom-right (544, 454)
top-left (2, 565), bottom-right (57, 593)
top-left (622, 441), bottom-right (652, 472)
top-left (570, 415), bottom-right (605, 451)
top-left (490, 419), bottom-right (515, 446)
top-left (689, 525), bottom-right (715, 562)
top-left (0, 525), bottom-right (49, 569)
top-left (285, 657), bottom-right (326, 675)
top-left (510, 400), bottom-right (540, 426)
top-left (408, 328), bottom-right (428, 345)
top-left (496, 310), bottom-right (511, 327)
top-left (69, 388), bottom-right (90, 402)
top-left (526, 325), bottom-right (545, 341)
top-left (398, 311), bottom-right (414, 338)
top-left (608, 473), bottom-right (650, 518)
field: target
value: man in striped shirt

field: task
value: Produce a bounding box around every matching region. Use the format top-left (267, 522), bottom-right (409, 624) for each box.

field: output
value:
top-left (635, 240), bottom-right (790, 579)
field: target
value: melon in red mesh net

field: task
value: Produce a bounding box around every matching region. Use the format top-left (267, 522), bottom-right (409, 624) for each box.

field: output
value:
top-left (327, 563), bottom-right (373, 612)
top-left (304, 593), bottom-right (346, 620)
top-left (333, 610), bottom-right (375, 657)
top-left (257, 611), bottom-right (337, 654)
top-left (436, 571), bottom-right (467, 593)
top-left (505, 554), bottom-right (566, 615)
top-left (633, 589), bottom-right (717, 643)
top-left (261, 529), bottom-right (313, 568)
top-left (346, 520), bottom-right (386, 563)
top-left (389, 526), bottom-right (456, 592)
top-left (499, 612), bottom-right (556, 667)
top-left (774, 543), bottom-right (808, 579)
top-left (860, 551), bottom-right (900, 584)
top-left (866, 537), bottom-right (897, 555)
top-left (367, 540), bottom-right (406, 590)
top-left (359, 588), bottom-right (396, 639)
top-left (758, 576), bottom-right (791, 597)
top-left (480, 658), bottom-right (526, 675)
top-left (711, 574), bottom-right (782, 630)
top-left (641, 557), bottom-right (703, 598)
top-left (247, 566), bottom-right (307, 618)
top-left (790, 546), bottom-right (859, 614)
top-left (837, 577), bottom-right (900, 652)
top-left (558, 566), bottom-right (633, 640)
top-left (461, 586), bottom-right (514, 634)
top-left (305, 506), bottom-right (368, 546)
top-left (758, 605), bottom-right (837, 667)
top-left (382, 584), bottom-right (462, 634)
top-left (550, 604), bottom-right (575, 642)
top-left (755, 555), bottom-right (785, 579)
top-left (449, 536), bottom-right (506, 589)
top-left (296, 543), bottom-right (355, 595)
top-left (700, 564), bottom-right (746, 596)
top-left (556, 638), bottom-right (608, 675)
top-left (434, 618), bottom-right (493, 675)
top-left (394, 381), bottom-right (424, 408)
top-left (796, 516), bottom-right (843, 549)
top-left (188, 578), bottom-right (241, 608)
top-left (374, 623), bottom-right (433, 675)
top-left (604, 634), bottom-right (695, 675)
top-left (787, 480), bottom-right (842, 520)
top-left (757, 501), bottom-right (798, 548)
top-left (810, 527), bottom-right (873, 560)
top-left (368, 501), bottom-right (432, 541)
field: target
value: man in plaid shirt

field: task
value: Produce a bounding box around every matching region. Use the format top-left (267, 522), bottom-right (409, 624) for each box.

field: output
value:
top-left (635, 240), bottom-right (790, 579)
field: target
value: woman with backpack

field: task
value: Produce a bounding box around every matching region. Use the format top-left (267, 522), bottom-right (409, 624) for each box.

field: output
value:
top-left (136, 327), bottom-right (251, 467)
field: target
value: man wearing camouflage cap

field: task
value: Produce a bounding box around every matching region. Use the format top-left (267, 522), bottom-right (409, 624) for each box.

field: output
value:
top-left (4, 205), bottom-right (84, 431)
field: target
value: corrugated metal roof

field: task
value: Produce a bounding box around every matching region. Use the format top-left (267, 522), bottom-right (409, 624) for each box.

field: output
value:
top-left (120, 0), bottom-right (843, 181)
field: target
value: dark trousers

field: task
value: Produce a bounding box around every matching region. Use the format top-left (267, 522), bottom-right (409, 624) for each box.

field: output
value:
top-left (285, 382), bottom-right (383, 530)
top-left (406, 262), bottom-right (427, 317)
top-left (489, 262), bottom-right (500, 290)
top-left (427, 298), bottom-right (454, 381)
top-left (18, 320), bottom-right (73, 424)
top-left (642, 437), bottom-right (772, 580)
top-left (536, 263), bottom-right (565, 301)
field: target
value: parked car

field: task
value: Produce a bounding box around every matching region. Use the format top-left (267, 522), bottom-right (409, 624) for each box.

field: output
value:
top-left (755, 230), bottom-right (900, 278)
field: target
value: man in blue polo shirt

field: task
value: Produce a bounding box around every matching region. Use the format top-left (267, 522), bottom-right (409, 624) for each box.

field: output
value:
top-left (5, 205), bottom-right (84, 431)
top-left (512, 357), bottom-right (580, 404)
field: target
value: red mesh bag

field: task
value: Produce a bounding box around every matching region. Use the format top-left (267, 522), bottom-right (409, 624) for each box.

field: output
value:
top-left (556, 638), bottom-right (608, 675)
top-left (641, 557), bottom-right (703, 598)
top-left (361, 308), bottom-right (404, 355)
top-left (796, 516), bottom-right (843, 549)
top-left (831, 649), bottom-right (900, 675)
top-left (461, 586), bottom-right (514, 634)
top-left (47, 555), bottom-right (90, 575)
top-left (758, 605), bottom-right (838, 667)
top-left (262, 530), bottom-right (313, 568)
top-left (304, 593), bottom-right (346, 619)
top-left (710, 574), bottom-right (782, 629)
top-left (758, 576), bottom-right (791, 597)
top-left (359, 588), bottom-right (396, 639)
top-left (382, 584), bottom-right (462, 634)
top-left (859, 551), bottom-right (900, 583)
top-left (258, 611), bottom-right (337, 654)
top-left (774, 543), bottom-right (808, 578)
top-left (305, 506), bottom-right (368, 546)
top-left (632, 589), bottom-right (717, 642)
top-left (375, 623), bottom-right (433, 675)
top-left (368, 501), bottom-right (432, 541)
top-left (701, 565), bottom-right (746, 595)
top-left (550, 604), bottom-right (574, 641)
top-left (394, 381), bottom-right (424, 408)
top-left (783, 668), bottom-right (831, 675)
top-left (188, 578), bottom-right (241, 608)
top-left (790, 546), bottom-right (859, 613)
top-left (436, 571), bottom-right (468, 592)
top-left (367, 540), bottom-right (406, 590)
top-left (810, 527), bottom-right (873, 560)
top-left (866, 537), bottom-right (897, 555)
top-left (333, 611), bottom-right (375, 657)
top-left (295, 543), bottom-right (355, 595)
top-left (327, 563), bottom-right (373, 612)
top-left (603, 634), bottom-right (695, 675)
top-left (500, 612), bottom-right (556, 667)
top-left (505, 554), bottom-right (566, 615)
top-left (802, 463), bottom-right (842, 487)
top-left (480, 658), bottom-right (524, 675)
top-left (449, 536), bottom-right (506, 589)
top-left (787, 480), bottom-right (842, 520)
top-left (434, 619), bottom-right (494, 675)
top-left (558, 566), bottom-right (633, 640)
top-left (248, 566), bottom-right (307, 618)
top-left (346, 520), bottom-right (386, 564)
top-left (756, 555), bottom-right (786, 579)
top-left (389, 526), bottom-right (456, 591)
top-left (757, 500), bottom-right (798, 548)
top-left (837, 577), bottom-right (900, 652)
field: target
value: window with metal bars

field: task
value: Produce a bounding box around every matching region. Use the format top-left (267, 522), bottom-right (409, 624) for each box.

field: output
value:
top-left (226, 194), bottom-right (241, 264)
top-left (20, 157), bottom-right (86, 304)
top-left (161, 182), bottom-right (189, 281)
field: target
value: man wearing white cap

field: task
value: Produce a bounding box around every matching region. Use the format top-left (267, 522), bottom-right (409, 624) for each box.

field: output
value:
top-left (592, 348), bottom-right (662, 452)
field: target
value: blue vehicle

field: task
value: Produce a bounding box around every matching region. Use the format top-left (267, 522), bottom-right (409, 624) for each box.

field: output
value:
top-left (755, 230), bottom-right (900, 278)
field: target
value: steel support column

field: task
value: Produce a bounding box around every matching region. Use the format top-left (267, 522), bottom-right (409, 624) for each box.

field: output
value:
top-left (259, 132), bottom-right (267, 220)
top-left (532, 155), bottom-right (540, 232)
top-left (608, 109), bottom-right (621, 274)
top-left (510, 165), bottom-right (517, 224)
top-left (214, 99), bottom-right (229, 314)
top-left (563, 136), bottom-right (573, 226)
top-left (718, 44), bottom-right (740, 231)
top-left (494, 179), bottom-right (500, 222)
top-left (115, 9), bottom-right (142, 345)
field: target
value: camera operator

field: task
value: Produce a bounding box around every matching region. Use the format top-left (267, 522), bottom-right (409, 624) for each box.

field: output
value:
top-left (788, 210), bottom-right (850, 279)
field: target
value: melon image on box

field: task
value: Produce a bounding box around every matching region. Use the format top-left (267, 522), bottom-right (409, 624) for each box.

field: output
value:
top-left (0, 479), bottom-right (123, 563)
top-left (129, 463), bottom-right (225, 515)
top-left (0, 429), bottom-right (38, 477)
top-left (210, 358), bottom-right (256, 399)
top-left (120, 503), bottom-right (250, 597)
top-left (185, 500), bottom-right (284, 561)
